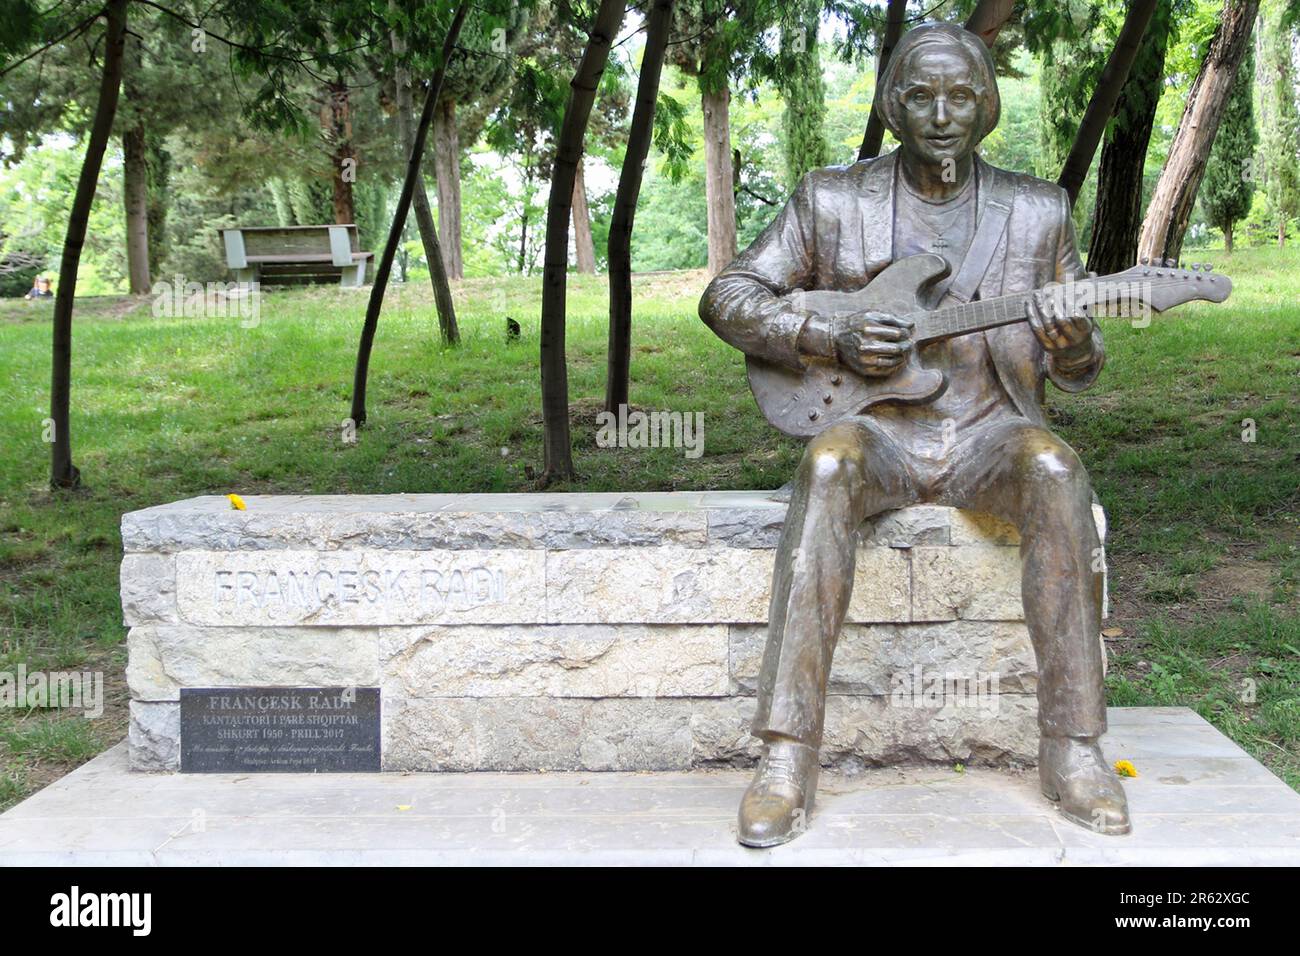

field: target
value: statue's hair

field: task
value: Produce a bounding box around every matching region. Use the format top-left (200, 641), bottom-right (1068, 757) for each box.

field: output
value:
top-left (874, 22), bottom-right (1001, 145)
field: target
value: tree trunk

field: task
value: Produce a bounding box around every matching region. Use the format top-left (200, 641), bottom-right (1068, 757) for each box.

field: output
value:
top-left (701, 84), bottom-right (737, 276)
top-left (1225, 221), bottom-right (1234, 253)
top-left (350, 2), bottom-right (469, 427)
top-left (606, 0), bottom-right (673, 413)
top-left (433, 97), bottom-right (464, 278)
top-left (392, 20), bottom-right (459, 345)
top-left (1058, 0), bottom-right (1158, 206)
top-left (1280, 219), bottom-right (1286, 248)
top-left (1138, 0), bottom-right (1260, 263)
top-left (540, 0), bottom-right (626, 485)
top-left (123, 123), bottom-right (151, 294)
top-left (964, 0), bottom-right (1017, 47)
top-left (518, 147), bottom-right (533, 273)
top-left (145, 132), bottom-right (169, 279)
top-left (1086, 0), bottom-right (1173, 274)
top-left (572, 156), bottom-right (597, 274)
top-left (323, 81), bottom-right (356, 224)
top-left (858, 0), bottom-right (907, 161)
top-left (51, 0), bottom-right (128, 489)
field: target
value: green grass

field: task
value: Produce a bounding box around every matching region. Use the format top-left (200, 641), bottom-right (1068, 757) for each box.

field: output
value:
top-left (0, 245), bottom-right (1296, 806)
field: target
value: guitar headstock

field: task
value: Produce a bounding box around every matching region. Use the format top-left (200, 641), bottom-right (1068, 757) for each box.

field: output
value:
top-left (1104, 258), bottom-right (1233, 311)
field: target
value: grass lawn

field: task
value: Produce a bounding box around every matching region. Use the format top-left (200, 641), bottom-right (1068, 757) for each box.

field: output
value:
top-left (0, 247), bottom-right (1296, 809)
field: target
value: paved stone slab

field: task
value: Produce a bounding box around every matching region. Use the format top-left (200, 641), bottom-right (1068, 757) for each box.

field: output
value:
top-left (2, 708), bottom-right (1296, 865)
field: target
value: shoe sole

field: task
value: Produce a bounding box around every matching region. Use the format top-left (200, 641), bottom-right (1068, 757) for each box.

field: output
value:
top-left (1042, 788), bottom-right (1132, 836)
top-left (737, 831), bottom-right (802, 849)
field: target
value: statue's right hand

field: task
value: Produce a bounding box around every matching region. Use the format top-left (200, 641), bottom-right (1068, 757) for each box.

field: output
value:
top-left (832, 311), bottom-right (913, 377)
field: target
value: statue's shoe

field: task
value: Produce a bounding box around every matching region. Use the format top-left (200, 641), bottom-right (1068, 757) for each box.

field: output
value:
top-left (1039, 735), bottom-right (1132, 835)
top-left (737, 740), bottom-right (820, 848)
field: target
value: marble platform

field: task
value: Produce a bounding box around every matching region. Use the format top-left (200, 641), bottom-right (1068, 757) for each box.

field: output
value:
top-left (1, 708), bottom-right (1296, 866)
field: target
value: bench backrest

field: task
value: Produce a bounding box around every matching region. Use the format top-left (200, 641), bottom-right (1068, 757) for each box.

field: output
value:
top-left (220, 225), bottom-right (360, 268)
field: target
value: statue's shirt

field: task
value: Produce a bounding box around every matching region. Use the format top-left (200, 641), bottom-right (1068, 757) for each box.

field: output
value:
top-left (873, 171), bottom-right (1022, 463)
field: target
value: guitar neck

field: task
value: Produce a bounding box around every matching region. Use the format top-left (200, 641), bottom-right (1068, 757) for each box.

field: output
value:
top-left (906, 267), bottom-right (1231, 344)
top-left (910, 291), bottom-right (1036, 345)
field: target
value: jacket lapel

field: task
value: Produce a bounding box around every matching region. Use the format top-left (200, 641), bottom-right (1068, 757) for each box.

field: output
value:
top-left (978, 167), bottom-right (1048, 427)
top-left (857, 151), bottom-right (896, 279)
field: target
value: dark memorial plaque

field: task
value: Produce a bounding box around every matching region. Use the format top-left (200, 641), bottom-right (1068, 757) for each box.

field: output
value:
top-left (180, 687), bottom-right (381, 773)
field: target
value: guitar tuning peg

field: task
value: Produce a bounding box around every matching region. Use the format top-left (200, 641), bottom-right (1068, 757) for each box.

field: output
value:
top-left (1191, 263), bottom-right (1200, 271)
top-left (1139, 257), bottom-right (1149, 265)
top-left (1164, 258), bottom-right (1175, 267)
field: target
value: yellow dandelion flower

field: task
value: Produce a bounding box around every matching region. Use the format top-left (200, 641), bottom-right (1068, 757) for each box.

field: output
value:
top-left (226, 493), bottom-right (246, 511)
top-left (1114, 759), bottom-right (1138, 778)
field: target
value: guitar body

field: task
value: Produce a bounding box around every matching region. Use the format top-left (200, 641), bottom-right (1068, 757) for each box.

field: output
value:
top-left (746, 254), bottom-right (951, 438)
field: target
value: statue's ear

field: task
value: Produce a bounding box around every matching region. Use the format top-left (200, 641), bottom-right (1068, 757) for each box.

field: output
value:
top-left (876, 89), bottom-right (903, 142)
top-left (983, 93), bottom-right (1001, 140)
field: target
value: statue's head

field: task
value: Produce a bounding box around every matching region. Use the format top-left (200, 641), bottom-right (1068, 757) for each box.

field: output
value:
top-left (874, 22), bottom-right (1000, 167)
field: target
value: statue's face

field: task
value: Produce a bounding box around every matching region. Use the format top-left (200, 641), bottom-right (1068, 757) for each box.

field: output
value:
top-left (893, 46), bottom-right (982, 167)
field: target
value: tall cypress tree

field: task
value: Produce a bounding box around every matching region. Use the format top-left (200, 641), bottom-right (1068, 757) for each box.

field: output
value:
top-left (777, 0), bottom-right (830, 188)
top-left (1260, 0), bottom-right (1300, 247)
top-left (1200, 42), bottom-right (1257, 252)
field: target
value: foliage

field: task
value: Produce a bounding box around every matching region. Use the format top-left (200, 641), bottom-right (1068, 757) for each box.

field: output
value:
top-left (0, 136), bottom-right (127, 294)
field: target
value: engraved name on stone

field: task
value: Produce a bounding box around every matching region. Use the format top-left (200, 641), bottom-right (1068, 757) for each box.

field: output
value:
top-left (175, 550), bottom-right (546, 625)
top-left (212, 566), bottom-right (506, 610)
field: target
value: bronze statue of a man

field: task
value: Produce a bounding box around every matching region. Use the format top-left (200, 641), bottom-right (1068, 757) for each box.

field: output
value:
top-left (700, 22), bottom-right (1130, 847)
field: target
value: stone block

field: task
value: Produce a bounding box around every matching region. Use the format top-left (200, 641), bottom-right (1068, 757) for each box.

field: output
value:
top-left (128, 700), bottom-right (180, 771)
top-left (120, 553), bottom-right (178, 626)
top-left (383, 697), bottom-right (696, 771)
top-left (380, 624), bottom-right (729, 698)
top-left (911, 546), bottom-right (1023, 621)
top-left (544, 546), bottom-right (909, 624)
top-left (729, 620), bottom-right (1037, 696)
top-left (126, 624), bottom-right (380, 701)
top-left (382, 694), bottom-right (1039, 771)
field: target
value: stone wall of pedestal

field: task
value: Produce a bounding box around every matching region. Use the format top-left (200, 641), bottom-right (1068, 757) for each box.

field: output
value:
top-left (120, 492), bottom-right (1108, 772)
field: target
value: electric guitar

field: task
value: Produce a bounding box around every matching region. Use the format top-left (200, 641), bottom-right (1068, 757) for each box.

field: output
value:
top-left (746, 253), bottom-right (1233, 437)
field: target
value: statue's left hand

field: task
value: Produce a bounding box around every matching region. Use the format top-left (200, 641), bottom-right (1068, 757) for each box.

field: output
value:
top-left (1026, 288), bottom-right (1094, 364)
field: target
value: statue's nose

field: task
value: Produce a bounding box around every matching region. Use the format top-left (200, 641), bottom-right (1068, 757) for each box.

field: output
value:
top-left (933, 99), bottom-right (950, 126)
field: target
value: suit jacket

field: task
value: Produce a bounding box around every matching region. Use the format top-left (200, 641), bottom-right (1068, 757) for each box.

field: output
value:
top-left (698, 150), bottom-right (1104, 430)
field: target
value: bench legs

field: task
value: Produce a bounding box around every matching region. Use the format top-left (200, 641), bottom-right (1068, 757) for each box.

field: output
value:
top-left (339, 261), bottom-right (367, 287)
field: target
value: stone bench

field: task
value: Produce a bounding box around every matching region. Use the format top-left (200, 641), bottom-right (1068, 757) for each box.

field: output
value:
top-left (219, 224), bottom-right (372, 287)
top-left (120, 492), bottom-right (1108, 773)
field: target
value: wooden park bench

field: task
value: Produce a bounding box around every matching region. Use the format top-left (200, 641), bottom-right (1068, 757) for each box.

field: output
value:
top-left (218, 224), bottom-right (372, 287)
